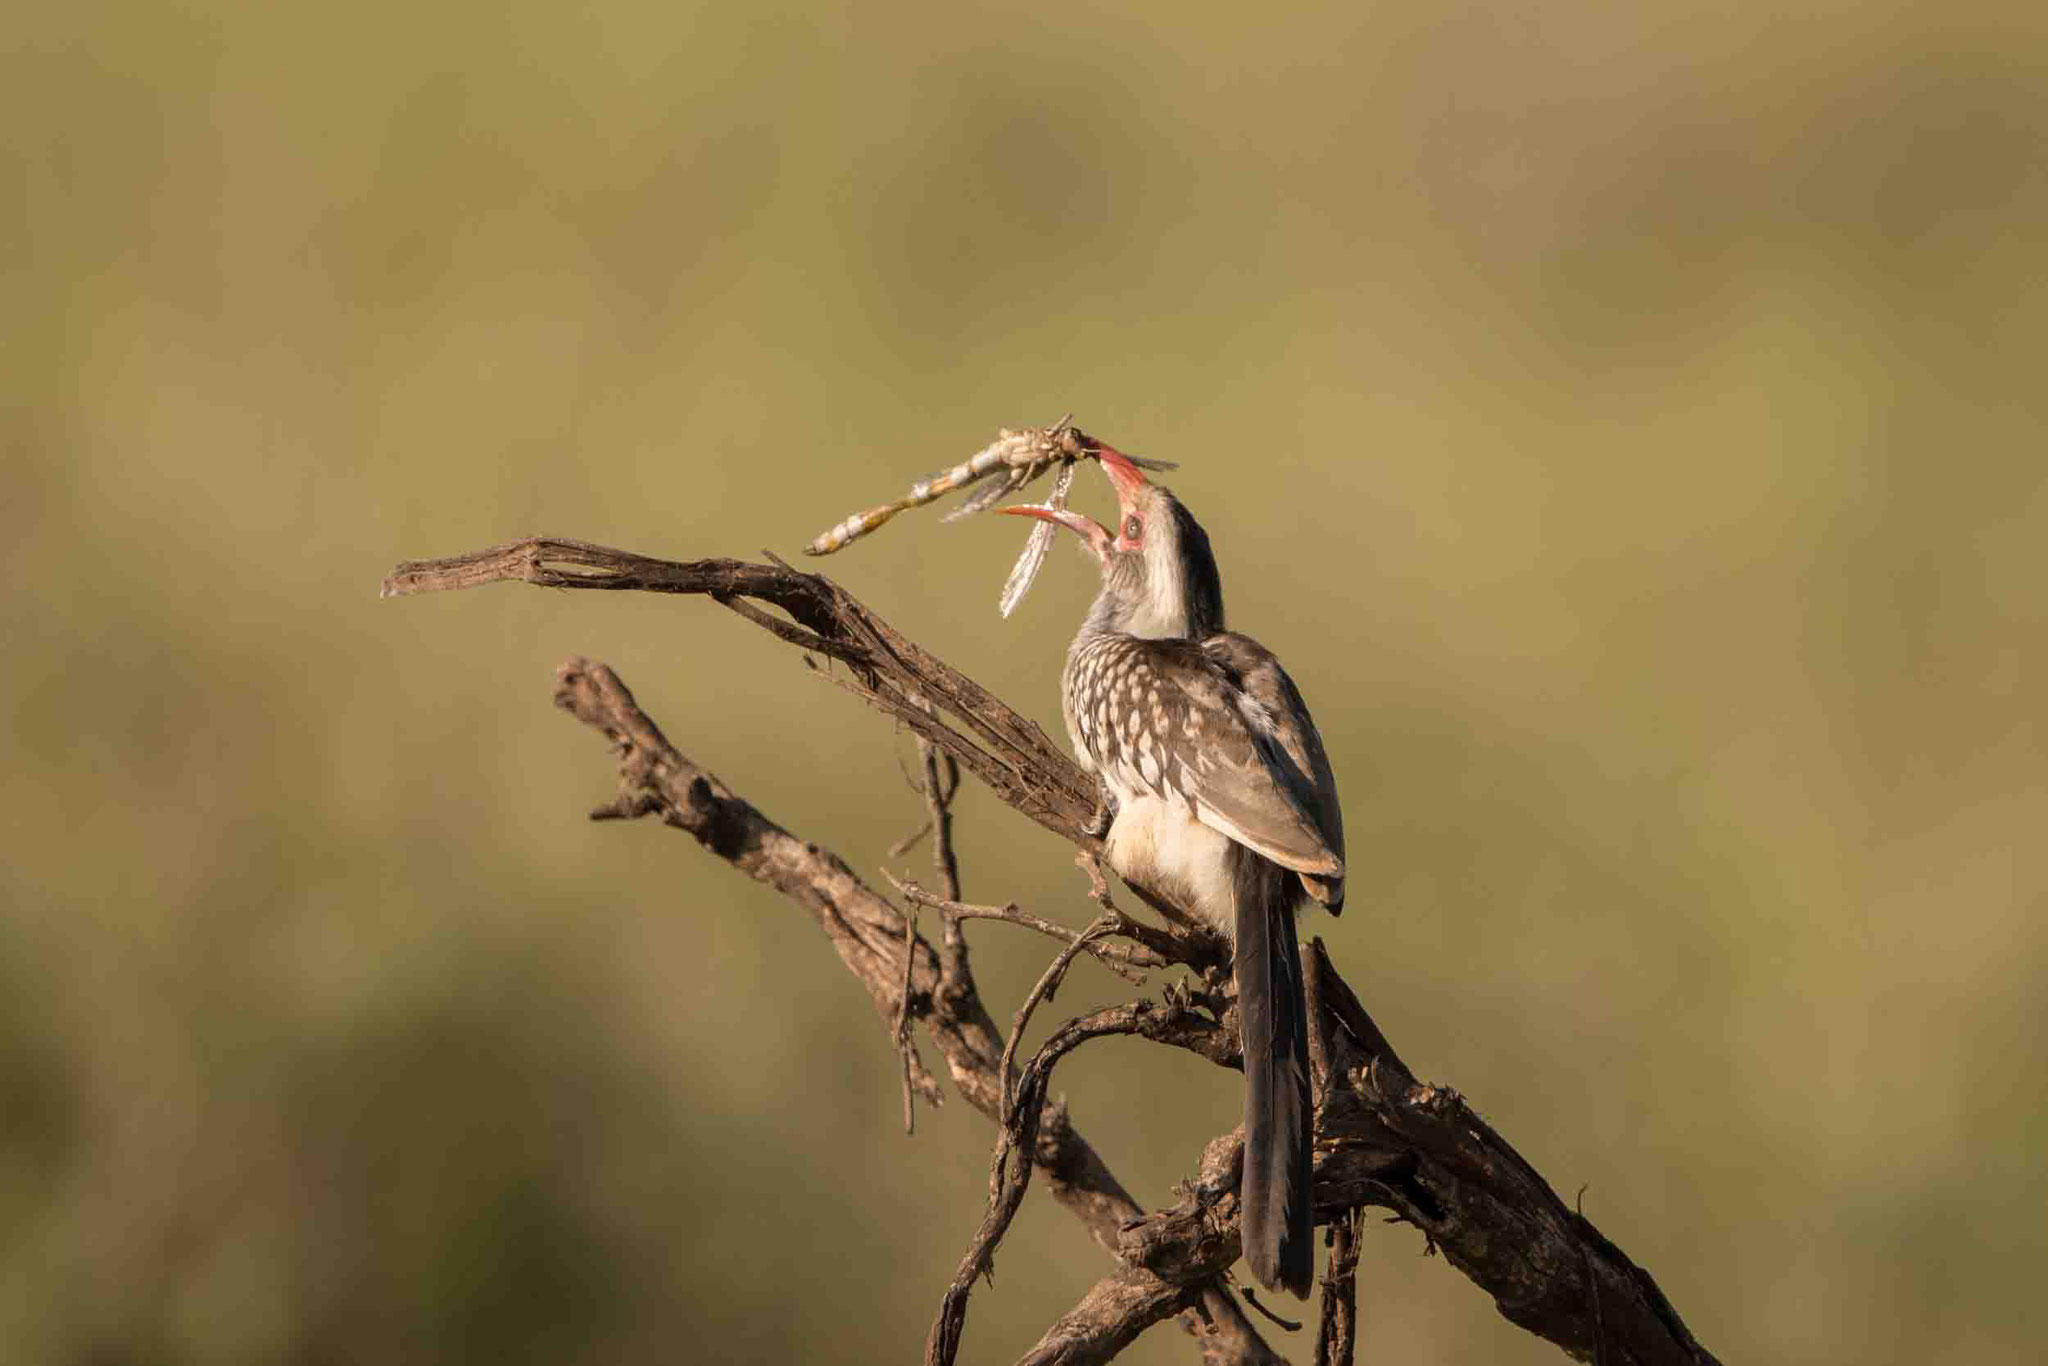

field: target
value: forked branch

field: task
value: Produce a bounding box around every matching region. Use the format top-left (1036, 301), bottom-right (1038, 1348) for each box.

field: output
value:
top-left (386, 540), bottom-right (1721, 1366)
top-left (546, 654), bottom-right (1281, 1363)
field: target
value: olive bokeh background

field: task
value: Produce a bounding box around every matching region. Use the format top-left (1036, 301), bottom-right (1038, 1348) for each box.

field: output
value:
top-left (6, 3), bottom-right (2045, 1362)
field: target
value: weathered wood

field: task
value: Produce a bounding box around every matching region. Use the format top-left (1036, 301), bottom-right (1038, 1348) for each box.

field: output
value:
top-left (386, 542), bottom-right (1722, 1366)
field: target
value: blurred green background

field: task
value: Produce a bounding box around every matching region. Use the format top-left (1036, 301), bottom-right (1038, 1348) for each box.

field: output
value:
top-left (5, 1), bottom-right (2045, 1362)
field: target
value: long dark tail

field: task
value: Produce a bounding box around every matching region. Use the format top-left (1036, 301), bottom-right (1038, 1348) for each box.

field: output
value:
top-left (1232, 847), bottom-right (1314, 1298)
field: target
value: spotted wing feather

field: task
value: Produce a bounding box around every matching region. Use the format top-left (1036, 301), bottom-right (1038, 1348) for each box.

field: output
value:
top-left (1201, 633), bottom-right (1346, 910)
top-left (1066, 637), bottom-right (1342, 880)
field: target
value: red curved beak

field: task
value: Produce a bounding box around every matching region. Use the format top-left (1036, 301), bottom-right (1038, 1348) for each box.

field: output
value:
top-left (999, 504), bottom-right (1112, 564)
top-left (1093, 443), bottom-right (1150, 507)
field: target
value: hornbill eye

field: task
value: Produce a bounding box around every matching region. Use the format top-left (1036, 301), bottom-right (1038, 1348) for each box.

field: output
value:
top-left (1123, 514), bottom-right (1142, 541)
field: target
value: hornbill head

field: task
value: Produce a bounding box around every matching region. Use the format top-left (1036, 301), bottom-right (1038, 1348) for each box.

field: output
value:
top-left (1002, 445), bottom-right (1225, 641)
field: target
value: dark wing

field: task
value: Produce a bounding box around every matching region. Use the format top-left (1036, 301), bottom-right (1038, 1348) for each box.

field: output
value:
top-left (1202, 633), bottom-right (1346, 911)
top-left (1107, 638), bottom-right (1344, 882)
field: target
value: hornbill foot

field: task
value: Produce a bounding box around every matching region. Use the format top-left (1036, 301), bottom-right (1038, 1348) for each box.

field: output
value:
top-left (1083, 781), bottom-right (1118, 839)
top-left (1192, 1166), bottom-right (1236, 1208)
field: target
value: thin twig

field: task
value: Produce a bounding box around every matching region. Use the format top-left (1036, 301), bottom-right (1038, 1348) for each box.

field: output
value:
top-left (898, 902), bottom-right (921, 1136)
top-left (908, 719), bottom-right (977, 1008)
top-left (893, 713), bottom-right (962, 1143)
top-left (920, 735), bottom-right (963, 902)
top-left (1073, 853), bottom-right (1209, 967)
top-left (889, 818), bottom-right (934, 857)
top-left (1001, 914), bottom-right (1117, 1126)
top-left (928, 1003), bottom-right (1181, 1366)
top-left (1238, 1289), bottom-right (1302, 1334)
top-left (1076, 849), bottom-right (1218, 965)
top-left (887, 875), bottom-right (1165, 980)
top-left (1314, 1207), bottom-right (1362, 1366)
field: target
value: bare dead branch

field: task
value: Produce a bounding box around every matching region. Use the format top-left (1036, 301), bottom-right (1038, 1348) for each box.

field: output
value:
top-left (898, 901), bottom-right (922, 1135)
top-left (394, 544), bottom-right (1723, 1366)
top-left (930, 999), bottom-right (1229, 1366)
top-left (545, 654), bottom-right (1277, 1363)
top-left (552, 656), bottom-right (942, 1105)
top-left (1013, 1265), bottom-right (1206, 1366)
top-left (1304, 941), bottom-right (1720, 1365)
top-left (886, 875), bottom-right (1163, 982)
top-left (928, 1006), bottom-right (1135, 1366)
top-left (1314, 1207), bottom-right (1362, 1366)
top-left (390, 540), bottom-right (1102, 842)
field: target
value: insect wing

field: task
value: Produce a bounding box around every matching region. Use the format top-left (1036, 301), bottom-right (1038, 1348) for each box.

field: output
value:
top-left (997, 458), bottom-right (1076, 617)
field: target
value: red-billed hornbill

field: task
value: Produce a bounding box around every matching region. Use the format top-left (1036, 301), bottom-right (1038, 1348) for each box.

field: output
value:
top-left (1003, 448), bottom-right (1344, 1298)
